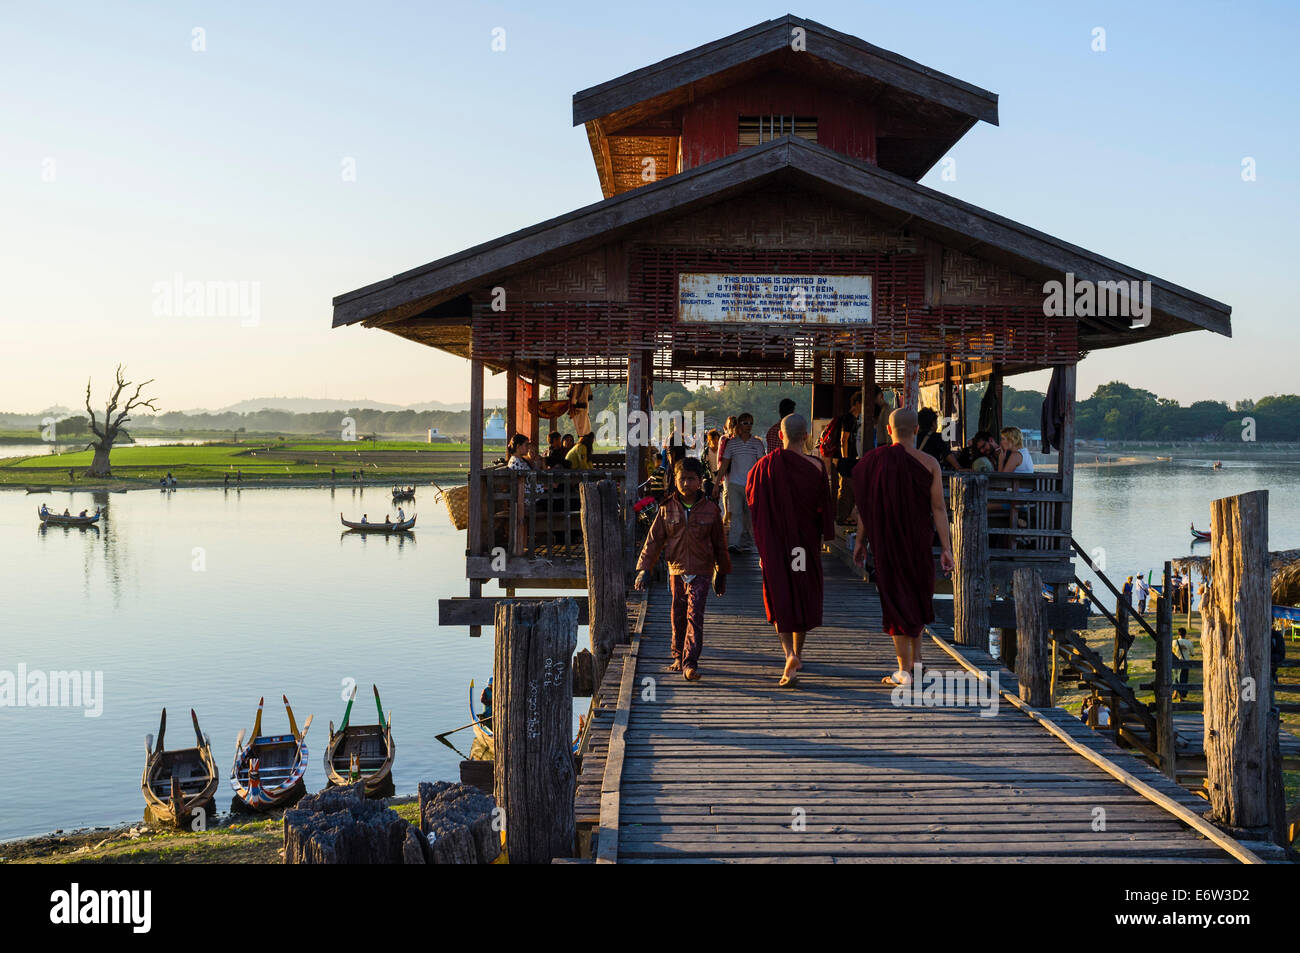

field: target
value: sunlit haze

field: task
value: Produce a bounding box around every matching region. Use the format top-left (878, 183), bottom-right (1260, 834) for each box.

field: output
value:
top-left (2, 1), bottom-right (1295, 412)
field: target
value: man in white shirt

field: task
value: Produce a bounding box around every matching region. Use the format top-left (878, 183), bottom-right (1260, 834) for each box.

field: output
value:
top-left (718, 413), bottom-right (767, 553)
top-left (1134, 575), bottom-right (1150, 615)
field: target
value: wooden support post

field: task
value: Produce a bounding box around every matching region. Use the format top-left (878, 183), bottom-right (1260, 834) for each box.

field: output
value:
top-left (904, 351), bottom-right (920, 410)
top-left (1057, 364), bottom-right (1077, 542)
top-left (859, 353), bottom-right (873, 456)
top-left (505, 361), bottom-right (517, 441)
top-left (1013, 568), bottom-right (1050, 706)
top-left (1155, 560), bottom-right (1176, 778)
top-left (580, 479), bottom-right (628, 690)
top-left (493, 598), bottom-right (579, 863)
top-left (624, 351), bottom-right (644, 570)
top-left (999, 627), bottom-right (1017, 671)
top-left (950, 474), bottom-right (989, 651)
top-left (1203, 490), bottom-right (1283, 841)
top-left (468, 358), bottom-right (485, 638)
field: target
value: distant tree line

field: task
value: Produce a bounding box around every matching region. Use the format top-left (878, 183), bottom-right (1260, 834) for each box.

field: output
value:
top-left (4, 381), bottom-right (1297, 443)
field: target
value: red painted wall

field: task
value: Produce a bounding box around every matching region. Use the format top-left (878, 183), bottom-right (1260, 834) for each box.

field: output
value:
top-left (679, 73), bottom-right (876, 170)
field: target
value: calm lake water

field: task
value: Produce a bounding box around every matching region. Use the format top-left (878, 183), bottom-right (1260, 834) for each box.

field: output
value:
top-left (0, 437), bottom-right (210, 460)
top-left (0, 459), bottom-right (1295, 841)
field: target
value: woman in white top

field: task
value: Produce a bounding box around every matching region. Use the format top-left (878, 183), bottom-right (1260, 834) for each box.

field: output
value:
top-left (997, 427), bottom-right (1034, 474)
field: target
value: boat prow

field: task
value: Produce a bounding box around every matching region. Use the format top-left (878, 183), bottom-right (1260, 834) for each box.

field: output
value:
top-left (141, 708), bottom-right (219, 829)
top-left (230, 695), bottom-right (311, 812)
top-left (324, 683), bottom-right (396, 797)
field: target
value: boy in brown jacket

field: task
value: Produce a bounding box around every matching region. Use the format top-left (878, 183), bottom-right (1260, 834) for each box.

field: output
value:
top-left (634, 457), bottom-right (731, 681)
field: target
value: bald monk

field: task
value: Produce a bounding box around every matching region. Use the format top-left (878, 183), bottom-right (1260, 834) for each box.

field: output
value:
top-left (851, 407), bottom-right (954, 686)
top-left (746, 414), bottom-right (835, 686)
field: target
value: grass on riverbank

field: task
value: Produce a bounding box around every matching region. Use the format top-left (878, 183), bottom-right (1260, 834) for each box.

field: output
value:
top-left (1055, 610), bottom-right (1300, 803)
top-left (1, 799), bottom-right (422, 864)
top-left (0, 441), bottom-right (492, 489)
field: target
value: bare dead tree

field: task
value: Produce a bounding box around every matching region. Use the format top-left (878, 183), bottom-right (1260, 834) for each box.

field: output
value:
top-left (85, 366), bottom-right (159, 477)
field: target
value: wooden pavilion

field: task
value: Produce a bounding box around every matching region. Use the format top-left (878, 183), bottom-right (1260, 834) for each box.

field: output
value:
top-left (332, 15), bottom-right (1231, 629)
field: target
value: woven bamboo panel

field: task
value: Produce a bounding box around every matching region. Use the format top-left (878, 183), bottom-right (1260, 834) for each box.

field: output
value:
top-left (941, 248), bottom-right (1042, 304)
top-left (471, 245), bottom-right (1077, 385)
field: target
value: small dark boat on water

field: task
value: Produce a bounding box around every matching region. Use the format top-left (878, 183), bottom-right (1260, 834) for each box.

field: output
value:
top-left (230, 696), bottom-right (312, 812)
top-left (324, 684), bottom-right (395, 797)
top-left (392, 486), bottom-right (416, 502)
top-left (340, 512), bottom-right (416, 532)
top-left (1190, 523), bottom-right (1210, 542)
top-left (141, 708), bottom-right (219, 829)
top-left (37, 506), bottom-right (101, 526)
top-left (469, 678), bottom-right (584, 756)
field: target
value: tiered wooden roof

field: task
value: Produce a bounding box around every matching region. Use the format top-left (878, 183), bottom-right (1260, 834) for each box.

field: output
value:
top-left (574, 14), bottom-right (1000, 196)
top-left (332, 136), bottom-right (1231, 377)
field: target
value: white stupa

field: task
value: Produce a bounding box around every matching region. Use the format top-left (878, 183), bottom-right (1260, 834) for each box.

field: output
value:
top-left (483, 409), bottom-right (507, 441)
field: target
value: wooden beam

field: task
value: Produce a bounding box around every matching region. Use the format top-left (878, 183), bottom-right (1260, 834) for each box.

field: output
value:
top-left (1057, 364), bottom-right (1077, 540)
top-left (439, 597), bottom-right (590, 626)
top-left (468, 358), bottom-right (485, 638)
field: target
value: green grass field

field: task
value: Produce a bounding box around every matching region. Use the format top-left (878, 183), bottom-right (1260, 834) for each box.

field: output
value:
top-left (0, 441), bottom-right (490, 488)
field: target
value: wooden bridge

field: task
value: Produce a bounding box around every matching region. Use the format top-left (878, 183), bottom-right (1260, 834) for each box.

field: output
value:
top-left (575, 552), bottom-right (1265, 864)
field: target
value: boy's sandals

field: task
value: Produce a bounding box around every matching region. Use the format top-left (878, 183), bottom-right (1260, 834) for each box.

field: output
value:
top-left (667, 659), bottom-right (682, 672)
top-left (882, 670), bottom-right (913, 687)
top-left (683, 666), bottom-right (700, 681)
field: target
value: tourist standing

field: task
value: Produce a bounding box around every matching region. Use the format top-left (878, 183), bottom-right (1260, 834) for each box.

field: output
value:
top-left (765, 398), bottom-right (796, 453)
top-left (746, 414), bottom-right (834, 686)
top-left (852, 408), bottom-right (955, 686)
top-left (718, 413), bottom-right (766, 553)
top-left (635, 458), bottom-right (731, 681)
top-left (835, 391), bottom-right (863, 525)
top-left (1135, 574), bottom-right (1150, 616)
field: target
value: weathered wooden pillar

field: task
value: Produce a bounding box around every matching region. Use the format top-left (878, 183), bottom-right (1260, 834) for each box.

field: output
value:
top-left (999, 627), bottom-right (1017, 671)
top-left (1155, 560), bottom-right (1176, 778)
top-left (903, 351), bottom-right (920, 410)
top-left (950, 474), bottom-right (989, 651)
top-left (1203, 490), bottom-right (1283, 841)
top-left (468, 358), bottom-right (486, 638)
top-left (1056, 364), bottom-right (1077, 543)
top-left (623, 351), bottom-right (644, 570)
top-left (493, 598), bottom-right (579, 863)
top-left (1013, 568), bottom-right (1050, 706)
top-left (580, 479), bottom-right (628, 690)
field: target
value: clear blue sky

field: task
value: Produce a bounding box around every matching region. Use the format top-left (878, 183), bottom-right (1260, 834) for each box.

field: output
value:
top-left (1, 1), bottom-right (1295, 412)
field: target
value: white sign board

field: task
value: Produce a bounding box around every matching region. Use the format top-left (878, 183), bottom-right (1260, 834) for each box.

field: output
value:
top-left (677, 273), bottom-right (872, 325)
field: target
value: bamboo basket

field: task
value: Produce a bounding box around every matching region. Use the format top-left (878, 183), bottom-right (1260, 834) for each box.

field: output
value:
top-left (435, 482), bottom-right (471, 531)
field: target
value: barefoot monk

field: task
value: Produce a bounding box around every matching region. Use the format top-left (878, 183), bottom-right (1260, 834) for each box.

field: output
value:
top-left (746, 414), bottom-right (835, 686)
top-left (851, 407), bottom-right (954, 687)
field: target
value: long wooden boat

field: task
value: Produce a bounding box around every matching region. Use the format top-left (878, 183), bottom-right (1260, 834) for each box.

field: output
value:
top-left (469, 678), bottom-right (583, 756)
top-left (141, 708), bottom-right (218, 829)
top-left (1190, 523), bottom-right (1210, 542)
top-left (324, 684), bottom-right (395, 797)
top-left (230, 695), bottom-right (312, 811)
top-left (340, 512), bottom-right (416, 532)
top-left (469, 678), bottom-right (493, 751)
top-left (38, 507), bottom-right (101, 526)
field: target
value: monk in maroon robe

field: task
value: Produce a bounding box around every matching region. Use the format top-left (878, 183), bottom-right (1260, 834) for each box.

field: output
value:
top-left (851, 407), bottom-right (954, 686)
top-left (746, 414), bottom-right (835, 686)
